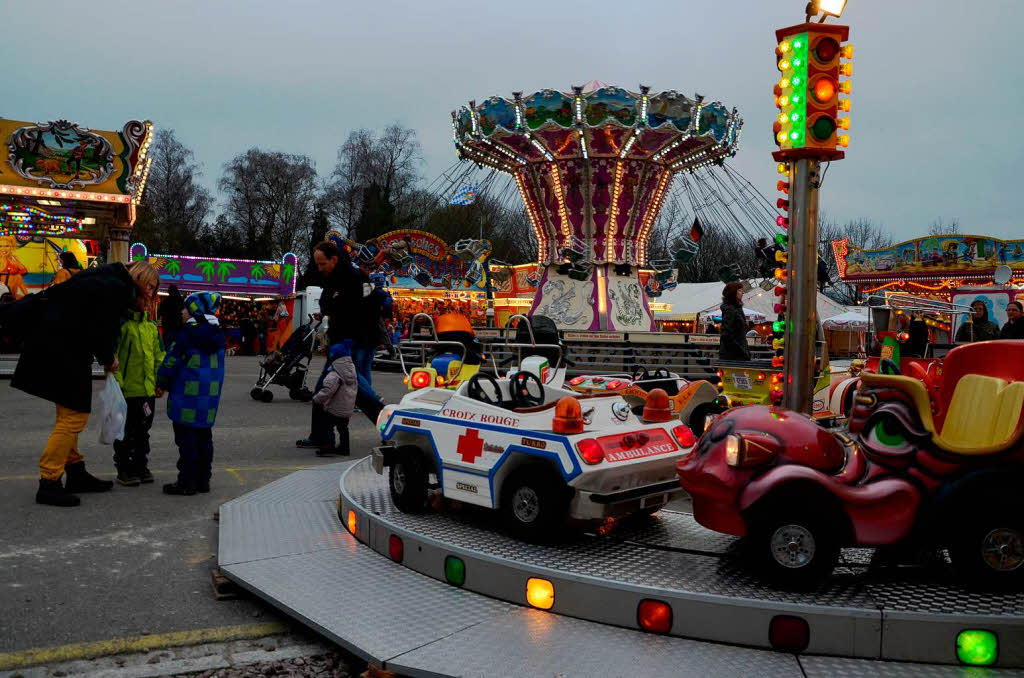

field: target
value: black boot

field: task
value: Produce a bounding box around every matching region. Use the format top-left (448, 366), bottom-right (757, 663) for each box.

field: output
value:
top-left (163, 482), bottom-right (196, 496)
top-left (64, 462), bottom-right (114, 493)
top-left (36, 478), bottom-right (80, 507)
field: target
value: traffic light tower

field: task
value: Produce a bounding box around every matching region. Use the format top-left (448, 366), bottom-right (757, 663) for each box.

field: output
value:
top-left (772, 21), bottom-right (853, 413)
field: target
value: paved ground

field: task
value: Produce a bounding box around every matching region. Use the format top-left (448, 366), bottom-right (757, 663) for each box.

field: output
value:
top-left (0, 357), bottom-right (405, 668)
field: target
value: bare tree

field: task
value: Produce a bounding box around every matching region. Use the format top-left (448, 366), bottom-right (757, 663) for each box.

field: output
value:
top-left (818, 213), bottom-right (893, 305)
top-left (324, 124), bottom-right (422, 238)
top-left (214, 149), bottom-right (319, 259)
top-left (928, 217), bottom-right (961, 236)
top-left (132, 129), bottom-right (213, 253)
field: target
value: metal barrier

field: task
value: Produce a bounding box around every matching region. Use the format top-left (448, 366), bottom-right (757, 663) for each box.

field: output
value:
top-left (376, 330), bottom-right (772, 380)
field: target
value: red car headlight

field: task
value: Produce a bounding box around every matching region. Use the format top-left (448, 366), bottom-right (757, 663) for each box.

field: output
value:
top-left (724, 433), bottom-right (779, 468)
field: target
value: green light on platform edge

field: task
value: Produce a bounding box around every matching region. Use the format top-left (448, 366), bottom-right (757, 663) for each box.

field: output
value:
top-left (957, 630), bottom-right (997, 666)
top-left (445, 555), bottom-right (466, 586)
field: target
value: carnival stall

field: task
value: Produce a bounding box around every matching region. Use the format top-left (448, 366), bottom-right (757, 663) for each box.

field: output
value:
top-left (821, 307), bottom-right (869, 356)
top-left (833, 233), bottom-right (1024, 341)
top-left (130, 244), bottom-right (298, 353)
top-left (0, 117), bottom-right (153, 276)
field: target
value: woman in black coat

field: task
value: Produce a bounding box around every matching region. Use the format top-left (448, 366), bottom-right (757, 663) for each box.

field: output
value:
top-left (719, 282), bottom-right (752, 361)
top-left (4, 261), bottom-right (160, 507)
top-left (1001, 301), bottom-right (1024, 339)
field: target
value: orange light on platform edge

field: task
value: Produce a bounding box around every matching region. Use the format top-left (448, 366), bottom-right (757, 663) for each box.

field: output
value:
top-left (526, 577), bottom-right (555, 610)
top-left (637, 599), bottom-right (673, 633)
top-left (346, 510), bottom-right (357, 535)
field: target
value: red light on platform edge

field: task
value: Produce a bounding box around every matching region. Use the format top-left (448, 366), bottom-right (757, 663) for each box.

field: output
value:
top-left (388, 534), bottom-right (404, 563)
top-left (637, 599), bottom-right (673, 633)
top-left (769, 615), bottom-right (810, 652)
top-left (346, 510), bottom-right (357, 535)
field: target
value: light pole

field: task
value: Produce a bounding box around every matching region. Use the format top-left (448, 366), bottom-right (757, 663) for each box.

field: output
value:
top-left (771, 2), bottom-right (853, 413)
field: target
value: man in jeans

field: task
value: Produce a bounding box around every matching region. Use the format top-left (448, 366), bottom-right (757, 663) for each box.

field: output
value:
top-left (296, 242), bottom-right (384, 454)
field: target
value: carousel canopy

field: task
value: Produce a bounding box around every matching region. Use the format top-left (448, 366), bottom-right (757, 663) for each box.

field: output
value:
top-left (653, 281), bottom-right (847, 323)
top-left (452, 85), bottom-right (742, 267)
top-left (822, 308), bottom-right (869, 331)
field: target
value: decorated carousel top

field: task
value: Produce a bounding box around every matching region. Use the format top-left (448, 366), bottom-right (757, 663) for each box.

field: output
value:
top-left (452, 84), bottom-right (742, 266)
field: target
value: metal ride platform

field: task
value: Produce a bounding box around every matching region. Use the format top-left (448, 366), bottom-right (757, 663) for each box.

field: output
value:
top-left (219, 460), bottom-right (1024, 677)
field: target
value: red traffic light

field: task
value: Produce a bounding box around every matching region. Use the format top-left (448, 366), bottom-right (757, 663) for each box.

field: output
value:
top-left (813, 37), bottom-right (840, 63)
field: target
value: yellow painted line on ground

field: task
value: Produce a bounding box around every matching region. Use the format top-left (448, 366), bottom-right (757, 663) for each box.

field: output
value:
top-left (0, 622), bottom-right (289, 671)
top-left (0, 465), bottom-right (313, 482)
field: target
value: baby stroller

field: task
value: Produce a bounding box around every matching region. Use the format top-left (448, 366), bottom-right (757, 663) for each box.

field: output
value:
top-left (250, 317), bottom-right (320, 403)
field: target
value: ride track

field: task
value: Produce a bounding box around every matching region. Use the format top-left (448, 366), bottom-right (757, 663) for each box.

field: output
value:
top-left (218, 459), bottom-right (1024, 676)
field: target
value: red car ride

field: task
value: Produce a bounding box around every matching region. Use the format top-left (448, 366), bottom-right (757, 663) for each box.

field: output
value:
top-left (677, 340), bottom-right (1024, 588)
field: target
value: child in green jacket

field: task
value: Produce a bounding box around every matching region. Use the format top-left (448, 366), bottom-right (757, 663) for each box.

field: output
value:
top-left (112, 310), bottom-right (165, 486)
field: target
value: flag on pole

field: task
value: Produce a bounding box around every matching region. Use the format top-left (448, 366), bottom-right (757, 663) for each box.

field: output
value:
top-left (450, 185), bottom-right (477, 205)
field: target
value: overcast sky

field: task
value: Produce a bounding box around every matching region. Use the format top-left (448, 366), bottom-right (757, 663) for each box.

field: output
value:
top-left (3, 0), bottom-right (1021, 241)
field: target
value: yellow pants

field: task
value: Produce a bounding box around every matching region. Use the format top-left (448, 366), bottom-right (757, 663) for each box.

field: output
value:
top-left (39, 405), bottom-right (88, 481)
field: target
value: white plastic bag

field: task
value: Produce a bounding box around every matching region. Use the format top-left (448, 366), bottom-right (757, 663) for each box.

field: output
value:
top-left (98, 374), bottom-right (127, 445)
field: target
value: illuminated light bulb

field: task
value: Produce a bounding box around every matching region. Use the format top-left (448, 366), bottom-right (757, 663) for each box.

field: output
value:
top-left (779, 95), bottom-right (790, 106)
top-left (779, 41), bottom-right (791, 53)
top-left (792, 57), bottom-right (802, 67)
top-left (838, 117), bottom-right (850, 130)
top-left (839, 81), bottom-right (852, 94)
top-left (840, 63), bottom-right (853, 76)
top-left (776, 215), bottom-right (788, 228)
top-left (793, 40), bottom-right (802, 49)
top-left (774, 268), bottom-right (786, 280)
top-left (778, 113), bottom-right (788, 124)
top-left (777, 163), bottom-right (788, 175)
top-left (790, 112), bottom-right (800, 122)
top-left (779, 78), bottom-right (791, 89)
top-left (792, 76), bottom-right (802, 86)
top-left (778, 59), bottom-right (791, 71)
top-left (791, 94), bottom-right (801, 103)
top-left (839, 99), bottom-right (851, 112)
top-left (789, 131), bottom-right (800, 141)
top-left (838, 134), bottom-right (850, 148)
top-left (841, 44), bottom-right (854, 59)
top-left (776, 131), bottom-right (788, 144)
top-left (777, 180), bottom-right (789, 192)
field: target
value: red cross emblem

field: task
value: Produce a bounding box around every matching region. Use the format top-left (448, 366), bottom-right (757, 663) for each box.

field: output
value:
top-left (456, 428), bottom-right (484, 464)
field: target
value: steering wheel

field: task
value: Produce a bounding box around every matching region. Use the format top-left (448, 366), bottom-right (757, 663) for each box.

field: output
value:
top-left (509, 371), bottom-right (545, 408)
top-left (631, 365), bottom-right (650, 383)
top-left (465, 373), bottom-right (504, 407)
top-left (880, 358), bottom-right (901, 376)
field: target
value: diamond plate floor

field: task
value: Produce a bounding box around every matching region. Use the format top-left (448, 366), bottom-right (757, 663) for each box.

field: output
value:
top-left (220, 460), bottom-right (1024, 677)
top-left (343, 458), bottom-right (1024, 618)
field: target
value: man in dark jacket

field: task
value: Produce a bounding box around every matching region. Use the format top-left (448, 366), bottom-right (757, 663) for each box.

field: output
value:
top-left (955, 300), bottom-right (1000, 342)
top-left (296, 242), bottom-right (384, 452)
top-left (4, 261), bottom-right (161, 506)
top-left (159, 284), bottom-right (185, 349)
top-left (718, 282), bottom-right (751, 361)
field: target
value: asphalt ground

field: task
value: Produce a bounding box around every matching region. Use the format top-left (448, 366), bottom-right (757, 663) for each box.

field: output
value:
top-left (0, 357), bottom-right (405, 663)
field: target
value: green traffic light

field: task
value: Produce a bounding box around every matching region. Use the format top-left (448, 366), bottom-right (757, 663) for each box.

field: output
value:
top-left (811, 116), bottom-right (837, 141)
top-left (957, 630), bottom-right (997, 666)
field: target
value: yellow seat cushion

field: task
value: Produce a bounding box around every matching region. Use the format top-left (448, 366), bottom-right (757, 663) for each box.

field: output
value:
top-left (939, 376), bottom-right (1024, 452)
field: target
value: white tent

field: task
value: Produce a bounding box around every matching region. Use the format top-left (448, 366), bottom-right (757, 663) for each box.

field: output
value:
top-left (823, 309), bottom-right (869, 330)
top-left (652, 281), bottom-right (847, 321)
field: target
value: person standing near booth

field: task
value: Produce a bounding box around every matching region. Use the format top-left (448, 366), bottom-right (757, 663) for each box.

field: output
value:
top-left (955, 300), bottom-right (1000, 343)
top-left (718, 282), bottom-right (751, 361)
top-left (1001, 301), bottom-right (1024, 339)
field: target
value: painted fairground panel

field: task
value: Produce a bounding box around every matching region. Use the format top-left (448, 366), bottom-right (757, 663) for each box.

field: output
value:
top-left (529, 265), bottom-right (597, 331)
top-left (583, 87), bottom-right (637, 127)
top-left (0, 235), bottom-right (89, 299)
top-left (646, 91), bottom-right (694, 131)
top-left (130, 244), bottom-right (297, 297)
top-left (522, 90), bottom-right (574, 130)
top-left (2, 119), bottom-right (150, 194)
top-left (476, 97), bottom-right (518, 137)
top-left (607, 273), bottom-right (655, 331)
top-left (834, 235), bottom-right (1024, 280)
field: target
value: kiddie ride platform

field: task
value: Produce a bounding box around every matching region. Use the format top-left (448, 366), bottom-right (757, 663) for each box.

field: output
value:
top-left (218, 459), bottom-right (1024, 677)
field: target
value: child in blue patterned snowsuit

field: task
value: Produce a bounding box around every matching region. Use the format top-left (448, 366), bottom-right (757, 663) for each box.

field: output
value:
top-left (156, 292), bottom-right (226, 495)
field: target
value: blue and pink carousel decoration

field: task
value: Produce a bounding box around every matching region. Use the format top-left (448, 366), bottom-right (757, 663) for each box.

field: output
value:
top-left (451, 82), bottom-right (741, 331)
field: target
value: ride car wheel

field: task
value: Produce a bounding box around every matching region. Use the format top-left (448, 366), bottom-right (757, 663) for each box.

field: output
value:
top-left (750, 508), bottom-right (839, 589)
top-left (500, 467), bottom-right (569, 543)
top-left (950, 509), bottom-right (1024, 590)
top-left (389, 447), bottom-right (429, 514)
top-left (260, 389), bottom-right (273, 403)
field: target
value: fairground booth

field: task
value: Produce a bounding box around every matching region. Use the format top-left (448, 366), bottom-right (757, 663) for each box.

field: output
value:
top-left (130, 243), bottom-right (298, 353)
top-left (833, 234), bottom-right (1024, 341)
top-left (0, 117), bottom-right (152, 300)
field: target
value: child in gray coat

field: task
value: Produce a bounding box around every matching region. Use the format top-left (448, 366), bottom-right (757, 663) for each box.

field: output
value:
top-left (312, 341), bottom-right (358, 456)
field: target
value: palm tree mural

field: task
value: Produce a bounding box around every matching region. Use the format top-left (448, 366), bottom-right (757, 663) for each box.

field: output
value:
top-left (282, 263), bottom-right (295, 285)
top-left (196, 260), bottom-right (215, 281)
top-left (216, 261), bottom-right (236, 283)
top-left (249, 263), bottom-right (265, 282)
top-left (166, 259), bottom-right (182, 278)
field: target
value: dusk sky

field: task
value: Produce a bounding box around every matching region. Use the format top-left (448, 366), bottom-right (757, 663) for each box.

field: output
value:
top-left (4, 0), bottom-right (1021, 240)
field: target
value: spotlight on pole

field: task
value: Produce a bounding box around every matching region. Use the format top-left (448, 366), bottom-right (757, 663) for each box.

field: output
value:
top-left (806, 0), bottom-right (847, 21)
